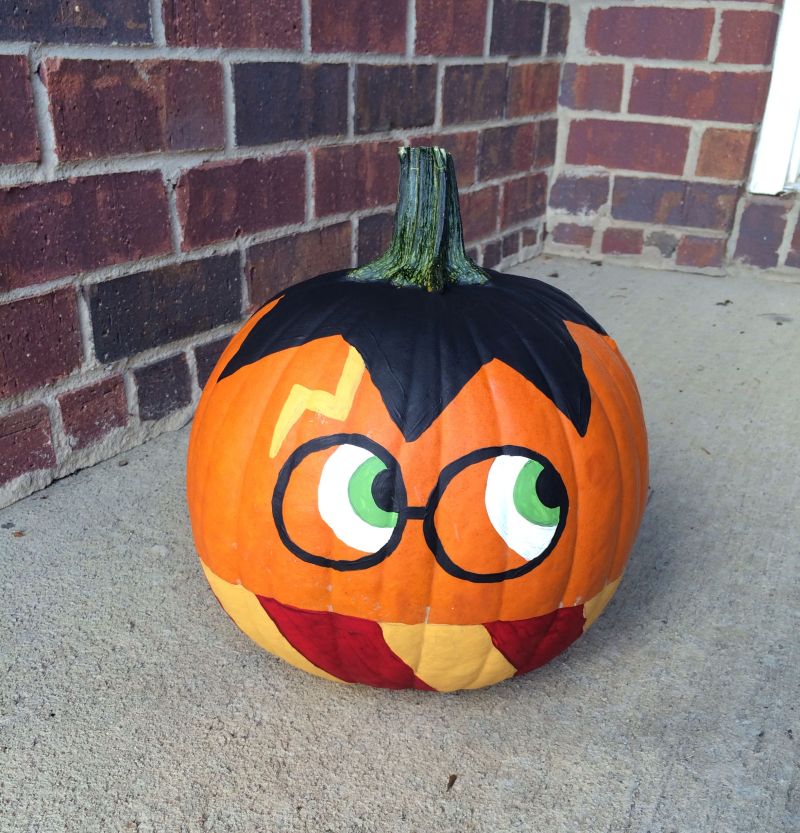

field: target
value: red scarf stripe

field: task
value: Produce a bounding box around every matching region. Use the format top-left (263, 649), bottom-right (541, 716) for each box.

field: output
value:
top-left (258, 596), bottom-right (435, 690)
top-left (483, 605), bottom-right (586, 675)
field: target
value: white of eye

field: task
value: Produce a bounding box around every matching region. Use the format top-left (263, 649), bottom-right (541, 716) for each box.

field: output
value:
top-left (318, 444), bottom-right (395, 554)
top-left (484, 455), bottom-right (559, 563)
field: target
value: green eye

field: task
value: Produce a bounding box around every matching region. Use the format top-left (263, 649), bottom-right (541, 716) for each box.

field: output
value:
top-left (512, 460), bottom-right (561, 527)
top-left (348, 455), bottom-right (398, 528)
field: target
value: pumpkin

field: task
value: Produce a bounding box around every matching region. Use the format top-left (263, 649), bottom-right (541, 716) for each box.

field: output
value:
top-left (187, 147), bottom-right (648, 692)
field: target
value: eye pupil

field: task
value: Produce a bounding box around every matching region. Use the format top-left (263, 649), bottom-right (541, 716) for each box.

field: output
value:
top-left (535, 461), bottom-right (567, 510)
top-left (512, 459), bottom-right (562, 527)
top-left (371, 465), bottom-right (401, 513)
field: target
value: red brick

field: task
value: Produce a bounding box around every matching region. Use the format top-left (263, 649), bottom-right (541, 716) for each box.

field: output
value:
top-left (630, 69), bottom-right (770, 125)
top-left (311, 0), bottom-right (405, 53)
top-left (0, 172), bottom-right (170, 292)
top-left (460, 186), bottom-right (500, 241)
top-left (547, 4), bottom-right (570, 56)
top-left (602, 228), bottom-right (643, 255)
top-left (134, 355), bottom-right (192, 422)
top-left (416, 0), bottom-right (486, 56)
top-left (533, 119), bottom-right (557, 168)
top-left (676, 236), bottom-right (726, 269)
top-left (314, 142), bottom-right (398, 217)
top-left (88, 255), bottom-right (241, 363)
top-left (490, 0), bottom-right (546, 56)
top-left (612, 177), bottom-right (739, 231)
top-left (442, 64), bottom-right (507, 125)
top-left (586, 7), bottom-right (714, 60)
top-left (502, 173), bottom-right (548, 226)
top-left (0, 406), bottom-right (55, 486)
top-left (696, 129), bottom-right (755, 181)
top-left (522, 227), bottom-right (538, 247)
top-left (410, 132), bottom-right (478, 186)
top-left (246, 222), bottom-right (352, 307)
top-left (559, 64), bottom-right (624, 112)
top-left (566, 120), bottom-right (689, 175)
top-left (44, 58), bottom-right (224, 160)
top-left (482, 239), bottom-right (503, 268)
top-left (357, 212), bottom-right (394, 264)
top-left (0, 55), bottom-right (38, 163)
top-left (787, 220), bottom-right (800, 270)
top-left (0, 0), bottom-right (151, 43)
top-left (502, 231), bottom-right (520, 258)
top-left (0, 290), bottom-right (81, 399)
top-left (177, 155), bottom-right (306, 249)
top-left (552, 223), bottom-right (593, 248)
top-left (507, 62), bottom-right (560, 116)
top-left (550, 175), bottom-right (609, 214)
top-left (478, 124), bottom-right (534, 180)
top-left (356, 65), bottom-right (436, 134)
top-left (734, 200), bottom-right (789, 268)
top-left (58, 377), bottom-right (127, 450)
top-left (165, 0), bottom-right (300, 48)
top-left (195, 336), bottom-right (231, 389)
top-left (717, 11), bottom-right (779, 65)
top-left (234, 63), bottom-right (348, 145)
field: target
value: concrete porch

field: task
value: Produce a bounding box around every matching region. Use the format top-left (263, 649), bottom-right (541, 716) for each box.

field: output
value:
top-left (2, 256), bottom-right (798, 833)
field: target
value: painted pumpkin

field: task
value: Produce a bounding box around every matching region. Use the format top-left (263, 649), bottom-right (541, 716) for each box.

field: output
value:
top-left (187, 147), bottom-right (648, 691)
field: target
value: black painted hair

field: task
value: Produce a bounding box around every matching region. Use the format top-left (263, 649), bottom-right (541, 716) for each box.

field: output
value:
top-left (219, 270), bottom-right (606, 440)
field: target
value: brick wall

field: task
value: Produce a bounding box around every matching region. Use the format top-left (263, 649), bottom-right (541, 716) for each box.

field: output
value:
top-left (0, 0), bottom-right (566, 507)
top-left (547, 0), bottom-right (800, 275)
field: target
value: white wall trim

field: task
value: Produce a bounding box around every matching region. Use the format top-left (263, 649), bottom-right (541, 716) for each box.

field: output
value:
top-left (749, 0), bottom-right (800, 194)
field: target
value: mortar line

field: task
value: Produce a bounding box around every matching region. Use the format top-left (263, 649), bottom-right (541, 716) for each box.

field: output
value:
top-left (305, 149), bottom-right (315, 222)
top-left (347, 64), bottom-right (355, 137)
top-left (405, 0), bottom-right (416, 59)
top-left (776, 198), bottom-right (800, 266)
top-left (483, 0), bottom-right (494, 57)
top-left (75, 289), bottom-right (98, 370)
top-left (27, 46), bottom-right (58, 179)
top-left (350, 216), bottom-right (359, 268)
top-left (301, 0), bottom-right (311, 54)
top-left (542, 4), bottom-right (551, 59)
top-left (708, 6), bottom-right (724, 64)
top-left (183, 343), bottom-right (203, 403)
top-left (148, 0), bottom-right (167, 47)
top-left (725, 194), bottom-right (748, 264)
top-left (434, 62), bottom-right (444, 129)
top-left (620, 63), bottom-right (633, 115)
top-left (221, 58), bottom-right (236, 152)
top-left (239, 246), bottom-right (251, 317)
top-left (163, 169), bottom-right (184, 254)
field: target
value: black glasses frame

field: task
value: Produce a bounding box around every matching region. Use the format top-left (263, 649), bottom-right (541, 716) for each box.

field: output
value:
top-left (271, 433), bottom-right (568, 584)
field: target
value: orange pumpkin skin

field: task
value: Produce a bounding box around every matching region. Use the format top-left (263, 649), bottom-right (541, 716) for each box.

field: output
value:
top-left (187, 282), bottom-right (647, 691)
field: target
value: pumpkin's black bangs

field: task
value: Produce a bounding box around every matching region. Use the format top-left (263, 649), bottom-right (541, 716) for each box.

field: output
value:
top-left (218, 270), bottom-right (606, 439)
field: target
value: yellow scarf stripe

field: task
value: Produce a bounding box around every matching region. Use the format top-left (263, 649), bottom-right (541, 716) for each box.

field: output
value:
top-left (379, 622), bottom-right (517, 691)
top-left (201, 563), bottom-right (343, 684)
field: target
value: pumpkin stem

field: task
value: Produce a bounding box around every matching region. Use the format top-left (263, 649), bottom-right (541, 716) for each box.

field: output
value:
top-left (348, 146), bottom-right (488, 291)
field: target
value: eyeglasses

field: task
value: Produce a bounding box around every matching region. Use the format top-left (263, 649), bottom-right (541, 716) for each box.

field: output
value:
top-left (272, 433), bottom-right (568, 584)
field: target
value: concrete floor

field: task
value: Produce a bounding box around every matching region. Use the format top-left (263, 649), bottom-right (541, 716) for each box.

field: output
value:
top-left (2, 256), bottom-right (799, 833)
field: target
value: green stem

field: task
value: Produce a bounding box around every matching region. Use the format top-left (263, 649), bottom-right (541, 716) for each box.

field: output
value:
top-left (348, 146), bottom-right (488, 292)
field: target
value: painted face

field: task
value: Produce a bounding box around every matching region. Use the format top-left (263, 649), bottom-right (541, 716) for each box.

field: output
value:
top-left (187, 273), bottom-right (648, 691)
